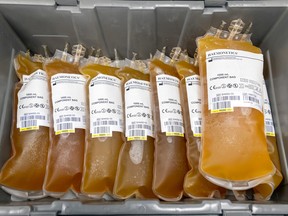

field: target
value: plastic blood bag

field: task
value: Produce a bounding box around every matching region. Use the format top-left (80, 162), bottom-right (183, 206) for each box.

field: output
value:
top-left (198, 19), bottom-right (275, 190)
top-left (232, 26), bottom-right (283, 200)
top-left (79, 52), bottom-right (124, 197)
top-left (113, 58), bottom-right (156, 199)
top-left (150, 48), bottom-right (189, 201)
top-left (233, 83), bottom-right (283, 201)
top-left (252, 81), bottom-right (283, 200)
top-left (43, 44), bottom-right (87, 196)
top-left (0, 53), bottom-right (50, 198)
top-left (176, 52), bottom-right (226, 198)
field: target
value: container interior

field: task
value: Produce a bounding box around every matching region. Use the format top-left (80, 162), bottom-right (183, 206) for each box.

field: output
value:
top-left (0, 0), bottom-right (288, 214)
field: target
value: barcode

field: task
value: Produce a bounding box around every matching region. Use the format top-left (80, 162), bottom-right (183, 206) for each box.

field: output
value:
top-left (128, 124), bottom-right (151, 130)
top-left (265, 120), bottom-right (274, 126)
top-left (266, 125), bottom-right (274, 133)
top-left (21, 120), bottom-right (37, 128)
top-left (243, 95), bottom-right (260, 104)
top-left (164, 121), bottom-right (183, 127)
top-left (128, 130), bottom-right (145, 137)
top-left (193, 127), bottom-right (201, 134)
top-left (57, 123), bottom-right (73, 131)
top-left (93, 126), bottom-right (111, 134)
top-left (212, 96), bottom-right (240, 102)
top-left (20, 115), bottom-right (45, 121)
top-left (93, 120), bottom-right (118, 126)
top-left (166, 126), bottom-right (183, 133)
top-left (212, 101), bottom-right (232, 110)
top-left (56, 117), bottom-right (81, 123)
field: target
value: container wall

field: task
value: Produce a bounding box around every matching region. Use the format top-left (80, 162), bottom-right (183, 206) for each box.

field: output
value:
top-left (0, 1), bottom-right (287, 213)
top-left (260, 8), bottom-right (288, 201)
top-left (0, 1), bottom-right (286, 57)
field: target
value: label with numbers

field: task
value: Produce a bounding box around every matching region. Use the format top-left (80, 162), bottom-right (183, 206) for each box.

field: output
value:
top-left (17, 69), bottom-right (50, 131)
top-left (89, 74), bottom-right (123, 137)
top-left (125, 79), bottom-right (154, 141)
top-left (156, 74), bottom-right (184, 137)
top-left (206, 49), bottom-right (263, 113)
top-left (51, 73), bottom-right (86, 135)
top-left (185, 75), bottom-right (202, 137)
top-left (263, 81), bottom-right (275, 137)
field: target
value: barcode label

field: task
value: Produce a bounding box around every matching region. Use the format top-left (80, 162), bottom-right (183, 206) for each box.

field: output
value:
top-left (93, 120), bottom-right (118, 126)
top-left (193, 127), bottom-right (202, 137)
top-left (128, 129), bottom-right (146, 141)
top-left (19, 115), bottom-right (46, 131)
top-left (52, 73), bottom-right (86, 133)
top-left (266, 125), bottom-right (274, 133)
top-left (56, 117), bottom-right (81, 123)
top-left (243, 95), bottom-right (260, 105)
top-left (17, 70), bottom-right (50, 130)
top-left (186, 75), bottom-right (202, 137)
top-left (56, 123), bottom-right (75, 135)
top-left (192, 118), bottom-right (202, 137)
top-left (157, 74), bottom-right (184, 137)
top-left (265, 120), bottom-right (274, 126)
top-left (263, 81), bottom-right (275, 137)
top-left (206, 49), bottom-right (263, 114)
top-left (92, 126), bottom-right (112, 138)
top-left (265, 120), bottom-right (275, 136)
top-left (164, 121), bottom-right (183, 127)
top-left (212, 101), bottom-right (233, 113)
top-left (89, 74), bottom-right (123, 135)
top-left (212, 96), bottom-right (240, 102)
top-left (166, 126), bottom-right (183, 133)
top-left (128, 124), bottom-right (151, 130)
top-left (20, 115), bottom-right (45, 121)
top-left (166, 126), bottom-right (184, 137)
top-left (124, 79), bottom-right (154, 139)
top-left (20, 120), bottom-right (38, 131)
top-left (163, 121), bottom-right (184, 136)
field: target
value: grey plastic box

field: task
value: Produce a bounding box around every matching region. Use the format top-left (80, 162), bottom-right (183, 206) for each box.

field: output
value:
top-left (0, 0), bottom-right (288, 215)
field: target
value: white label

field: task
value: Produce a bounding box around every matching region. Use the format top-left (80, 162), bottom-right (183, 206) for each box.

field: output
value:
top-left (51, 73), bottom-right (86, 135)
top-left (89, 74), bottom-right (123, 137)
top-left (156, 74), bottom-right (184, 137)
top-left (185, 75), bottom-right (202, 137)
top-left (17, 69), bottom-right (50, 131)
top-left (125, 79), bottom-right (154, 141)
top-left (263, 81), bottom-right (275, 137)
top-left (206, 49), bottom-right (263, 113)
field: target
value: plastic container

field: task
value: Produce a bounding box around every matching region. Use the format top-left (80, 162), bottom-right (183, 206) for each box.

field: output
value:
top-left (0, 0), bottom-right (288, 215)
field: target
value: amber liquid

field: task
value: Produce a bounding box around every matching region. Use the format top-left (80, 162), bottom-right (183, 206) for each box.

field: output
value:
top-left (150, 59), bottom-right (189, 201)
top-left (253, 136), bottom-right (283, 200)
top-left (43, 59), bottom-right (85, 194)
top-left (113, 67), bottom-right (156, 199)
top-left (198, 36), bottom-right (275, 183)
top-left (176, 61), bottom-right (226, 198)
top-left (80, 64), bottom-right (123, 197)
top-left (0, 54), bottom-right (49, 191)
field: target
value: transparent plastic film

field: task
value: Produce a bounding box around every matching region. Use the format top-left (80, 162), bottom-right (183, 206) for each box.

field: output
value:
top-left (79, 52), bottom-right (124, 198)
top-left (176, 56), bottom-right (226, 199)
top-left (202, 20), bottom-right (252, 43)
top-left (233, 81), bottom-right (283, 201)
top-left (150, 48), bottom-right (189, 201)
top-left (233, 139), bottom-right (282, 201)
top-left (113, 62), bottom-right (156, 199)
top-left (197, 19), bottom-right (275, 190)
top-left (43, 44), bottom-right (87, 197)
top-left (252, 82), bottom-right (283, 200)
top-left (0, 52), bottom-right (49, 198)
